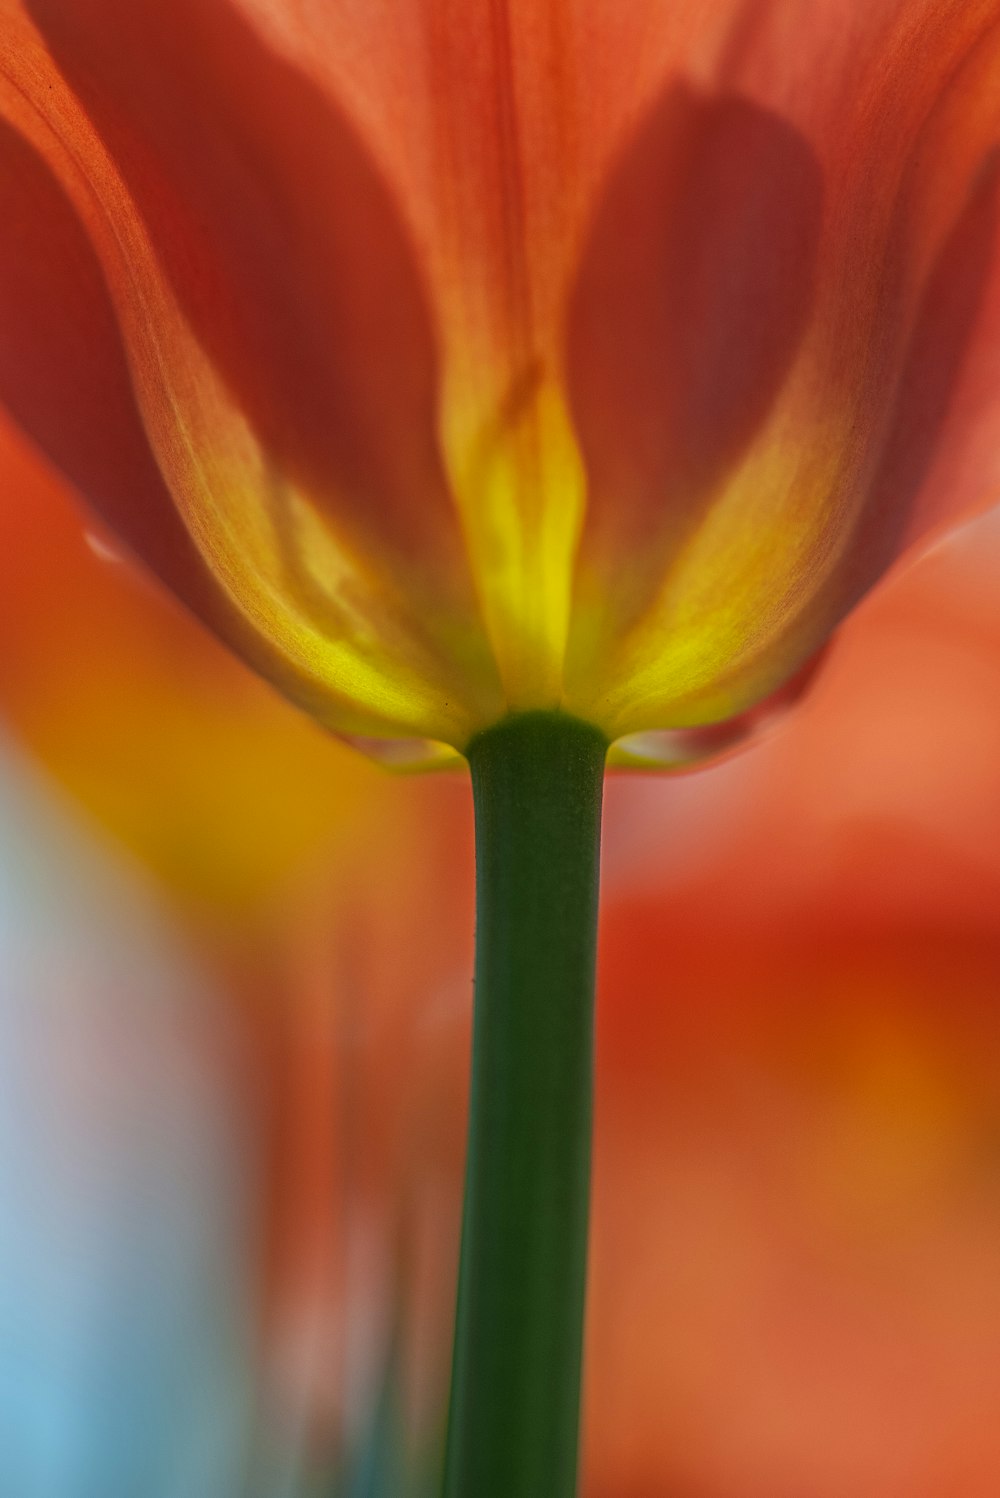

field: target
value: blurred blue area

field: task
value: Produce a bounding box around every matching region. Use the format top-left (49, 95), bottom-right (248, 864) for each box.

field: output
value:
top-left (0, 742), bottom-right (257, 1498)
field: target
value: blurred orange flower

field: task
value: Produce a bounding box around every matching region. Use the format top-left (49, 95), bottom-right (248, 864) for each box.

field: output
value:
top-left (1, 2), bottom-right (998, 763)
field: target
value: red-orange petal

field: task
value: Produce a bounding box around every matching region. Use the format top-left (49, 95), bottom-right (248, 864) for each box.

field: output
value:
top-left (1, 0), bottom-right (498, 747)
top-left (567, 81), bottom-right (824, 633)
top-left (565, 0), bottom-right (1000, 740)
top-left (0, 112), bottom-right (233, 640)
top-left (26, 0), bottom-right (461, 574)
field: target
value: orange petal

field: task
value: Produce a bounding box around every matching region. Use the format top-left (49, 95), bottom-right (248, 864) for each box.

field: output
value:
top-left (565, 0), bottom-right (1000, 739)
top-left (0, 111), bottom-right (232, 640)
top-left (567, 81), bottom-right (823, 637)
top-left (2, 0), bottom-right (499, 746)
top-left (27, 0), bottom-right (459, 570)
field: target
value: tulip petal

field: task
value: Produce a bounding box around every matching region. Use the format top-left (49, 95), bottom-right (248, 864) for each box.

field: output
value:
top-left (1, 0), bottom-right (501, 747)
top-left (607, 650), bottom-right (828, 772)
top-left (25, 0), bottom-right (460, 567)
top-left (565, 0), bottom-right (1000, 739)
top-left (0, 113), bottom-right (227, 637)
top-left (566, 80), bottom-right (824, 642)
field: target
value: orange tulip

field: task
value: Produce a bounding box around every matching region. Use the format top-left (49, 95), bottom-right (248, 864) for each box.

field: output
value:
top-left (5, 11), bottom-right (1000, 1494)
top-left (1, 2), bottom-right (998, 762)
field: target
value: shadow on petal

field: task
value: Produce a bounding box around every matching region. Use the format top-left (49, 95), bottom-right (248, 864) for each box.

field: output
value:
top-left (568, 80), bottom-right (823, 629)
top-left (830, 152), bottom-right (1000, 613)
top-left (0, 114), bottom-right (428, 742)
top-left (0, 115), bottom-right (226, 632)
top-left (28, 0), bottom-right (464, 581)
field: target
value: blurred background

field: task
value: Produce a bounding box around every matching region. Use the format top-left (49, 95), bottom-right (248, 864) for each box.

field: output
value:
top-left (3, 406), bottom-right (1000, 1497)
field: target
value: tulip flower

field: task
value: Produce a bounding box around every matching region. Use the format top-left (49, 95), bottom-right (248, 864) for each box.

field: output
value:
top-left (2, 4), bottom-right (1000, 1495)
top-left (2, 1), bottom-right (999, 758)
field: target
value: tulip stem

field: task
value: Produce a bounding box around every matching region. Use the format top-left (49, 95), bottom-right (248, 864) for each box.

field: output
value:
top-left (443, 710), bottom-right (607, 1498)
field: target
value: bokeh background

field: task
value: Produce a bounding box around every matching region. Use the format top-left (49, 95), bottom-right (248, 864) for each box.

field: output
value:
top-left (3, 406), bottom-right (1000, 1497)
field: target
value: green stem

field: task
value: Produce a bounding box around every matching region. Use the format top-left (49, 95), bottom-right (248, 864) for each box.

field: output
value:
top-left (443, 710), bottom-right (608, 1498)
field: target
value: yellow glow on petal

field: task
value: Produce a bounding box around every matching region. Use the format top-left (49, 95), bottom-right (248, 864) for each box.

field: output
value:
top-left (136, 321), bottom-right (495, 747)
top-left (569, 408), bottom-right (854, 737)
top-left (201, 477), bottom-right (484, 746)
top-left (445, 371), bottom-right (585, 713)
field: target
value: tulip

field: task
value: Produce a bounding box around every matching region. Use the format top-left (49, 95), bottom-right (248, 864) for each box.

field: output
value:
top-left (2, 4), bottom-right (1000, 1495)
top-left (2, 0), bottom-right (999, 758)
